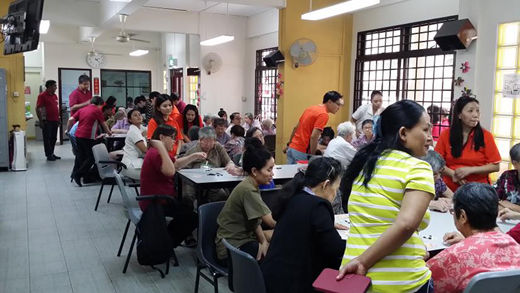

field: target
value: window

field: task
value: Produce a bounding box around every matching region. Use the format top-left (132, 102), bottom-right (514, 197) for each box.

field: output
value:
top-left (354, 16), bottom-right (457, 139)
top-left (101, 69), bottom-right (151, 107)
top-left (255, 47), bottom-right (278, 121)
top-left (493, 22), bottom-right (520, 173)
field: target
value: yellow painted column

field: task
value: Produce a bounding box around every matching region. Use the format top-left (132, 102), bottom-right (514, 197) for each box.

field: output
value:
top-left (275, 0), bottom-right (353, 164)
top-left (0, 1), bottom-right (27, 131)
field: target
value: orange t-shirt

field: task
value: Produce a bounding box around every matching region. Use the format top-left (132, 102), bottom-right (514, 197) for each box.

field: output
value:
top-left (289, 104), bottom-right (329, 153)
top-left (435, 128), bottom-right (501, 191)
top-left (147, 115), bottom-right (183, 157)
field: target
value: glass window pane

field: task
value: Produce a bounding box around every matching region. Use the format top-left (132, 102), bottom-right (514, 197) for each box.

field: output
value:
top-left (102, 71), bottom-right (125, 87)
top-left (496, 70), bottom-right (516, 91)
top-left (515, 117), bottom-right (520, 138)
top-left (497, 47), bottom-right (518, 68)
top-left (498, 23), bottom-right (519, 46)
top-left (496, 138), bottom-right (511, 161)
top-left (493, 116), bottom-right (512, 137)
top-left (495, 93), bottom-right (514, 115)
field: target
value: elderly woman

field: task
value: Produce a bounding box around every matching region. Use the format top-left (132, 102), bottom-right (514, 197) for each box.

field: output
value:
top-left (242, 112), bottom-right (261, 132)
top-left (435, 96), bottom-right (501, 191)
top-left (352, 90), bottom-right (384, 133)
top-left (182, 127), bottom-right (241, 204)
top-left (261, 119), bottom-right (276, 136)
top-left (495, 143), bottom-right (520, 212)
top-left (225, 125), bottom-right (246, 158)
top-left (427, 183), bottom-right (520, 293)
top-left (421, 150), bottom-right (454, 212)
top-left (324, 121), bottom-right (357, 170)
top-left (352, 119), bottom-right (374, 149)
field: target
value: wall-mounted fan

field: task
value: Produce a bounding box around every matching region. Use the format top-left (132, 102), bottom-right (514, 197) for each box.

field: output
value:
top-left (289, 38), bottom-right (317, 68)
top-left (115, 14), bottom-right (150, 43)
top-left (202, 53), bottom-right (222, 75)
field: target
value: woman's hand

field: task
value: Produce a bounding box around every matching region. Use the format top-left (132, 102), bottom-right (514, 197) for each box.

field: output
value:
top-left (225, 165), bottom-right (242, 176)
top-left (443, 231), bottom-right (464, 245)
top-left (256, 241), bottom-right (269, 260)
top-left (336, 258), bottom-right (368, 279)
top-left (190, 152), bottom-right (207, 161)
top-left (335, 223), bottom-right (349, 230)
top-left (499, 207), bottom-right (520, 221)
top-left (454, 167), bottom-right (474, 181)
top-left (429, 199), bottom-right (451, 212)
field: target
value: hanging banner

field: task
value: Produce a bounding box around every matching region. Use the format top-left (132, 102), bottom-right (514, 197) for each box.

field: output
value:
top-left (503, 73), bottom-right (520, 98)
top-left (93, 77), bottom-right (100, 95)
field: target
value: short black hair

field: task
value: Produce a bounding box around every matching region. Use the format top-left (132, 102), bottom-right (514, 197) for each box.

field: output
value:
top-left (321, 126), bottom-right (335, 139)
top-left (510, 143), bottom-right (520, 162)
top-left (218, 108), bottom-right (227, 118)
top-left (213, 118), bottom-right (226, 127)
top-left (453, 183), bottom-right (498, 230)
top-left (45, 80), bottom-right (56, 88)
top-left (149, 91), bottom-right (161, 100)
top-left (91, 96), bottom-right (104, 105)
top-left (246, 126), bottom-right (261, 138)
top-left (322, 91), bottom-right (342, 103)
top-left (134, 95), bottom-right (146, 105)
top-left (102, 105), bottom-right (114, 113)
top-left (170, 93), bottom-right (180, 101)
top-left (361, 119), bottom-right (374, 128)
top-left (78, 74), bottom-right (90, 84)
top-left (151, 124), bottom-right (177, 140)
top-left (188, 126), bottom-right (200, 141)
top-left (105, 96), bottom-right (117, 107)
top-left (230, 112), bottom-right (240, 121)
top-left (242, 137), bottom-right (272, 174)
top-left (230, 125), bottom-right (245, 137)
top-left (370, 90), bottom-right (383, 100)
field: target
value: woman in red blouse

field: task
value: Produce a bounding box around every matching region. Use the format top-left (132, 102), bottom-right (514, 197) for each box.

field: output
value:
top-left (147, 94), bottom-right (184, 157)
top-left (182, 104), bottom-right (203, 142)
top-left (435, 96), bottom-right (501, 191)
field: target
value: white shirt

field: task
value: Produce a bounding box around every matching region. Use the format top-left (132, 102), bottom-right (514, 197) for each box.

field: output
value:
top-left (352, 104), bottom-right (375, 132)
top-left (323, 136), bottom-right (357, 170)
top-left (122, 124), bottom-right (147, 169)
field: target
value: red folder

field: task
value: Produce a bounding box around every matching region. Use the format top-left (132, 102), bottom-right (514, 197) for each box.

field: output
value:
top-left (313, 268), bottom-right (371, 293)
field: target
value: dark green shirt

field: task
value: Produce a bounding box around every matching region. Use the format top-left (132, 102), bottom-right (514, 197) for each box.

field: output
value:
top-left (215, 176), bottom-right (271, 259)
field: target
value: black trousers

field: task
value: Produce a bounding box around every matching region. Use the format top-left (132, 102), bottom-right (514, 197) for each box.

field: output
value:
top-left (163, 202), bottom-right (198, 247)
top-left (42, 121), bottom-right (59, 158)
top-left (74, 137), bottom-right (97, 179)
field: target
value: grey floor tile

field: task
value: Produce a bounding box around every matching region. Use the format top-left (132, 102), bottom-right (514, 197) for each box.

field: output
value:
top-left (1, 277), bottom-right (30, 293)
top-left (30, 272), bottom-right (72, 293)
top-left (68, 268), bottom-right (116, 293)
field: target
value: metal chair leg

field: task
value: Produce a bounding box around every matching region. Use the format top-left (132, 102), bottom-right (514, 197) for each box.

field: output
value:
top-left (123, 231), bottom-right (137, 274)
top-left (172, 249), bottom-right (179, 266)
top-left (107, 184), bottom-right (115, 203)
top-left (117, 219), bottom-right (131, 257)
top-left (194, 262), bottom-right (201, 293)
top-left (94, 182), bottom-right (105, 211)
top-left (214, 275), bottom-right (219, 293)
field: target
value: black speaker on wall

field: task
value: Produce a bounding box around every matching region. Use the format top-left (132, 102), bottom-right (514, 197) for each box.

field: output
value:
top-left (263, 50), bottom-right (285, 67)
top-left (434, 19), bottom-right (477, 51)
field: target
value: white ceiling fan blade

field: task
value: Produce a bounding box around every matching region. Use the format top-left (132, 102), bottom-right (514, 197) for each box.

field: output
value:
top-left (129, 38), bottom-right (150, 43)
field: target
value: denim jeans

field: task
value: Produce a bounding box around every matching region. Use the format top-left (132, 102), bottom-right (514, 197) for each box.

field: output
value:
top-left (287, 147), bottom-right (309, 164)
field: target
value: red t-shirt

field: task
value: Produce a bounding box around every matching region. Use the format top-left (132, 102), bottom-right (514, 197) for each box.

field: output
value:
top-left (435, 128), bottom-right (501, 191)
top-left (69, 88), bottom-right (92, 116)
top-left (507, 223), bottom-right (520, 244)
top-left (171, 105), bottom-right (184, 132)
top-left (289, 104), bottom-right (329, 153)
top-left (147, 115), bottom-right (183, 157)
top-left (73, 104), bottom-right (105, 139)
top-left (139, 147), bottom-right (176, 211)
top-left (36, 91), bottom-right (59, 122)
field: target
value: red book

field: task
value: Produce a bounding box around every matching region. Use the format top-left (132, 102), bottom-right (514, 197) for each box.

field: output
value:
top-left (313, 268), bottom-right (371, 293)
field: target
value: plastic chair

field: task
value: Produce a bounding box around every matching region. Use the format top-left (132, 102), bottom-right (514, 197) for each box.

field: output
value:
top-left (113, 172), bottom-right (178, 275)
top-left (92, 143), bottom-right (127, 211)
top-left (264, 134), bottom-right (276, 158)
top-left (222, 238), bottom-right (266, 293)
top-left (194, 202), bottom-right (228, 293)
top-left (463, 269), bottom-right (520, 293)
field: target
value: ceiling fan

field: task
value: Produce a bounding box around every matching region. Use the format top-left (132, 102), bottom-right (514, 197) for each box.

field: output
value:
top-left (87, 37), bottom-right (120, 56)
top-left (115, 14), bottom-right (150, 43)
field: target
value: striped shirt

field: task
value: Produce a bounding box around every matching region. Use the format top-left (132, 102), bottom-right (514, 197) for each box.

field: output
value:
top-left (342, 150), bottom-right (435, 293)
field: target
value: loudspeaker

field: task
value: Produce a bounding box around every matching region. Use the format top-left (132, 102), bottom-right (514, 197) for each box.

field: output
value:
top-left (263, 50), bottom-right (285, 67)
top-left (434, 19), bottom-right (477, 51)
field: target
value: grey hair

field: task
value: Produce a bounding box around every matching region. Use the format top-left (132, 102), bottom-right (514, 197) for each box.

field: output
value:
top-left (337, 121), bottom-right (356, 138)
top-left (510, 143), bottom-right (520, 162)
top-left (420, 150), bottom-right (445, 173)
top-left (203, 114), bottom-right (214, 122)
top-left (198, 126), bottom-right (217, 140)
top-left (244, 112), bottom-right (254, 120)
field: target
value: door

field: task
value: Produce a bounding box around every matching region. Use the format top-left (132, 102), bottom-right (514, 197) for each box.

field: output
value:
top-left (58, 68), bottom-right (92, 144)
top-left (24, 71), bottom-right (41, 139)
top-left (170, 68), bottom-right (183, 100)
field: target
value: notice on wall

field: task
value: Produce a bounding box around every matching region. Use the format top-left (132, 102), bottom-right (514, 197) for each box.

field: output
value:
top-left (503, 73), bottom-right (520, 98)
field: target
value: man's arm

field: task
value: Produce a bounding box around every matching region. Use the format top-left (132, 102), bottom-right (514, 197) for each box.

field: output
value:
top-left (70, 100), bottom-right (90, 112)
top-left (283, 123), bottom-right (299, 153)
top-left (308, 128), bottom-right (322, 155)
top-left (66, 117), bottom-right (76, 132)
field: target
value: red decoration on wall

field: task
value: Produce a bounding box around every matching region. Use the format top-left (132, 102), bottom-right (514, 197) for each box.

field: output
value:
top-left (93, 77), bottom-right (100, 95)
top-left (24, 86), bottom-right (31, 95)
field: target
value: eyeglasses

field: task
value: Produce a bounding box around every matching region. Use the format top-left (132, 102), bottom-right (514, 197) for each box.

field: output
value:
top-left (334, 101), bottom-right (344, 107)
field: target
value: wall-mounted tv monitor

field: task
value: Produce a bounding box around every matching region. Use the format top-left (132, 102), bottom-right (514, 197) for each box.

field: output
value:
top-left (2, 0), bottom-right (44, 55)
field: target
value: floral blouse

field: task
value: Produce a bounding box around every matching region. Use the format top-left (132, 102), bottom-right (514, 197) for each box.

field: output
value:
top-left (494, 170), bottom-right (520, 205)
top-left (352, 134), bottom-right (374, 150)
top-left (427, 231), bottom-right (520, 293)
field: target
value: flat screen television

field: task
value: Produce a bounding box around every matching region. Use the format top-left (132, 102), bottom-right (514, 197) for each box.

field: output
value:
top-left (2, 0), bottom-right (44, 55)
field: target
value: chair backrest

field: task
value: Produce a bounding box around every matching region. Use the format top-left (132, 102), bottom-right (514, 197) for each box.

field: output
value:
top-left (222, 238), bottom-right (266, 293)
top-left (264, 135), bottom-right (275, 157)
top-left (463, 269), bottom-right (520, 293)
top-left (92, 143), bottom-right (115, 179)
top-left (197, 201), bottom-right (225, 267)
top-left (260, 188), bottom-right (284, 221)
top-left (114, 172), bottom-right (140, 224)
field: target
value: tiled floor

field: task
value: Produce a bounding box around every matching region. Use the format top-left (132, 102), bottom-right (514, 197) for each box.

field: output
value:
top-left (0, 140), bottom-right (231, 293)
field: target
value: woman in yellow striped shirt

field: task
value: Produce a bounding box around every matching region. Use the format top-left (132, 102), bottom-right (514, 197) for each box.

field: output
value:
top-left (337, 100), bottom-right (435, 292)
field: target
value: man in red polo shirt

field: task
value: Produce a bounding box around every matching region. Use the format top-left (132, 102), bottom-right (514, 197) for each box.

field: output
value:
top-left (283, 91), bottom-right (344, 164)
top-left (67, 96), bottom-right (111, 187)
top-left (37, 80), bottom-right (61, 161)
top-left (69, 74), bottom-right (92, 116)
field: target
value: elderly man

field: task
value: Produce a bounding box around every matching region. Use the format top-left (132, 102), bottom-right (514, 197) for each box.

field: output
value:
top-left (214, 118), bottom-right (231, 145)
top-left (323, 121), bottom-right (357, 170)
top-left (182, 127), bottom-right (241, 204)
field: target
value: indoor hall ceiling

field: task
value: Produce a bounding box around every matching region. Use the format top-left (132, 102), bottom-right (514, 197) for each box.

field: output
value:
top-left (144, 0), bottom-right (272, 16)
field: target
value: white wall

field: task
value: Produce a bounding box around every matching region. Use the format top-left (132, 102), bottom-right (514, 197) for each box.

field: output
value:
top-left (350, 0), bottom-right (460, 110)
top-left (199, 13), bottom-right (248, 116)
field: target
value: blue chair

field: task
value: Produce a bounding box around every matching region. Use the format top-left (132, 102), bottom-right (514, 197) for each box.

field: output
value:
top-left (463, 269), bottom-right (520, 293)
top-left (222, 238), bottom-right (266, 293)
top-left (194, 202), bottom-right (228, 293)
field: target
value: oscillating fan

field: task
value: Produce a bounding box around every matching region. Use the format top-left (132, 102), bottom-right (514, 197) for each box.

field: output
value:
top-left (289, 38), bottom-right (317, 68)
top-left (202, 53), bottom-right (223, 75)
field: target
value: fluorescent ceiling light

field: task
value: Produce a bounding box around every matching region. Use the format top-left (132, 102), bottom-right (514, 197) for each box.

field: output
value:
top-left (110, 0), bottom-right (132, 2)
top-left (39, 20), bottom-right (50, 34)
top-left (200, 35), bottom-right (235, 46)
top-left (301, 0), bottom-right (380, 21)
top-left (129, 49), bottom-right (149, 57)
